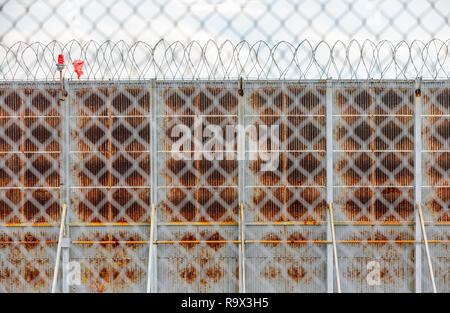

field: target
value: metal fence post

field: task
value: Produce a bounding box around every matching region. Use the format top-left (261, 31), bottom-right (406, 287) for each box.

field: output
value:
top-left (326, 79), bottom-right (334, 293)
top-left (238, 78), bottom-right (245, 293)
top-left (147, 79), bottom-right (158, 293)
top-left (414, 78), bottom-right (422, 293)
top-left (61, 78), bottom-right (71, 293)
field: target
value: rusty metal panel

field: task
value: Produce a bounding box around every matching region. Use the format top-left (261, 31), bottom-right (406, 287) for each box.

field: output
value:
top-left (333, 82), bottom-right (415, 222)
top-left (244, 82), bottom-right (327, 292)
top-left (0, 83), bottom-right (61, 292)
top-left (245, 226), bottom-right (327, 292)
top-left (0, 84), bottom-right (61, 224)
top-left (422, 82), bottom-right (449, 222)
top-left (157, 225), bottom-right (238, 292)
top-left (336, 225), bottom-right (415, 292)
top-left (69, 226), bottom-right (148, 293)
top-left (421, 226), bottom-right (449, 292)
top-left (421, 82), bottom-right (450, 292)
top-left (0, 80), bottom-right (449, 293)
top-left (156, 82), bottom-right (240, 292)
top-left (245, 82), bottom-right (327, 222)
top-left (69, 82), bottom-right (151, 224)
top-left (332, 81), bottom-right (416, 292)
top-left (67, 82), bottom-right (152, 292)
top-left (0, 227), bottom-right (58, 292)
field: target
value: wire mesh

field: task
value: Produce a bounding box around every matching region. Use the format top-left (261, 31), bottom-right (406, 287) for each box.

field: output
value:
top-left (1, 1), bottom-right (450, 44)
top-left (0, 79), bottom-right (448, 293)
top-left (1, 39), bottom-right (450, 80)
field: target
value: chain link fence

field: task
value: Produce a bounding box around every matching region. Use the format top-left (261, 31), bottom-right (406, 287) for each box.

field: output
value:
top-left (1, 40), bottom-right (450, 80)
top-left (1, 0), bottom-right (450, 44)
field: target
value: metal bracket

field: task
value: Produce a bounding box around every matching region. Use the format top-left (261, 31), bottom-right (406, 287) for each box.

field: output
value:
top-left (415, 76), bottom-right (422, 96)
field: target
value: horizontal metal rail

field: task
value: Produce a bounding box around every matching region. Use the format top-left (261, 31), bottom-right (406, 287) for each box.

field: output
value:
top-left (3, 221), bottom-right (450, 227)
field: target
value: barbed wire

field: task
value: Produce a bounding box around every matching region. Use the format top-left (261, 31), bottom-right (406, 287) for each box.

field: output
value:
top-left (0, 39), bottom-right (449, 81)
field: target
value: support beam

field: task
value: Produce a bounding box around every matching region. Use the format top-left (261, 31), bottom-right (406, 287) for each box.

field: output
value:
top-left (237, 78), bottom-right (245, 293)
top-left (417, 203), bottom-right (437, 293)
top-left (240, 203), bottom-right (246, 293)
top-left (61, 237), bottom-right (71, 293)
top-left (51, 203), bottom-right (67, 293)
top-left (326, 79), bottom-right (334, 293)
top-left (148, 79), bottom-right (158, 292)
top-left (414, 78), bottom-right (422, 293)
top-left (146, 204), bottom-right (156, 293)
top-left (328, 203), bottom-right (341, 293)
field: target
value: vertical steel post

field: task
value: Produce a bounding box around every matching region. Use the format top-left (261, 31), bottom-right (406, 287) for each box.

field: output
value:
top-left (146, 204), bottom-right (156, 293)
top-left (62, 79), bottom-right (71, 293)
top-left (414, 78), bottom-right (422, 293)
top-left (326, 79), bottom-right (334, 293)
top-left (240, 203), bottom-right (246, 293)
top-left (147, 79), bottom-right (158, 292)
top-left (61, 238), bottom-right (70, 293)
top-left (57, 61), bottom-right (71, 293)
top-left (238, 78), bottom-right (245, 293)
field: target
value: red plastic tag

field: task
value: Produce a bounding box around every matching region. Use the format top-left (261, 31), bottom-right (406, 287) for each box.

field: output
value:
top-left (58, 54), bottom-right (64, 65)
top-left (73, 60), bottom-right (84, 79)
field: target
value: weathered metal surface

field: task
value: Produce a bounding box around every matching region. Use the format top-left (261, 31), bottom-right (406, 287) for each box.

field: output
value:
top-left (0, 80), bottom-right (448, 293)
top-left (156, 82), bottom-right (240, 292)
top-left (421, 83), bottom-right (449, 292)
top-left (243, 82), bottom-right (328, 292)
top-left (67, 83), bottom-right (151, 292)
top-left (69, 83), bottom-right (151, 224)
top-left (0, 84), bottom-right (61, 292)
top-left (0, 227), bottom-right (58, 292)
top-left (245, 225), bottom-right (327, 292)
top-left (157, 225), bottom-right (238, 292)
top-left (70, 226), bottom-right (148, 293)
top-left (333, 82), bottom-right (417, 292)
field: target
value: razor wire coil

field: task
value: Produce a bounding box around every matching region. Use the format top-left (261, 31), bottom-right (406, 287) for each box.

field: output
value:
top-left (0, 39), bottom-right (450, 81)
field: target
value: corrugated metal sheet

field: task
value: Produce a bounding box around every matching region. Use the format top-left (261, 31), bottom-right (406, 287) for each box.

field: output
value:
top-left (0, 80), bottom-right (448, 292)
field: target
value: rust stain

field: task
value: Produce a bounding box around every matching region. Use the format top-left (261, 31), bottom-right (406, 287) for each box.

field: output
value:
top-left (287, 264), bottom-right (307, 282)
top-left (180, 265), bottom-right (197, 284)
top-left (261, 265), bottom-right (281, 280)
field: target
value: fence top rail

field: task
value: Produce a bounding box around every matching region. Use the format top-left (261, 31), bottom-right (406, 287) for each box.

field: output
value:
top-left (0, 39), bottom-right (450, 81)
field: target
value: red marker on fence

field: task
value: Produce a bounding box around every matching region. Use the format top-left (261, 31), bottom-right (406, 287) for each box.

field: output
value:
top-left (56, 54), bottom-right (65, 72)
top-left (73, 60), bottom-right (84, 79)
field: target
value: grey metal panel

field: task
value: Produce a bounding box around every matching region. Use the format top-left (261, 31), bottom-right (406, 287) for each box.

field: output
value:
top-left (69, 225), bottom-right (148, 293)
top-left (157, 225), bottom-right (238, 292)
top-left (245, 226), bottom-right (327, 292)
top-left (335, 225), bottom-right (415, 293)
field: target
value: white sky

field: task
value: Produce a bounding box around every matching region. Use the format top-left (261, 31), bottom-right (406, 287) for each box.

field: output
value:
top-left (0, 0), bottom-right (449, 44)
top-left (0, 0), bottom-right (449, 80)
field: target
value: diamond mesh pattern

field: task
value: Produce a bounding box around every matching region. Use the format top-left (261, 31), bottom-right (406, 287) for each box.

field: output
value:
top-left (244, 82), bottom-right (327, 292)
top-left (0, 80), bottom-right (448, 292)
top-left (1, 1), bottom-right (449, 44)
top-left (333, 82), bottom-right (417, 292)
top-left (0, 84), bottom-right (60, 292)
top-left (421, 83), bottom-right (450, 292)
top-left (69, 83), bottom-right (151, 292)
top-left (157, 83), bottom-right (239, 292)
